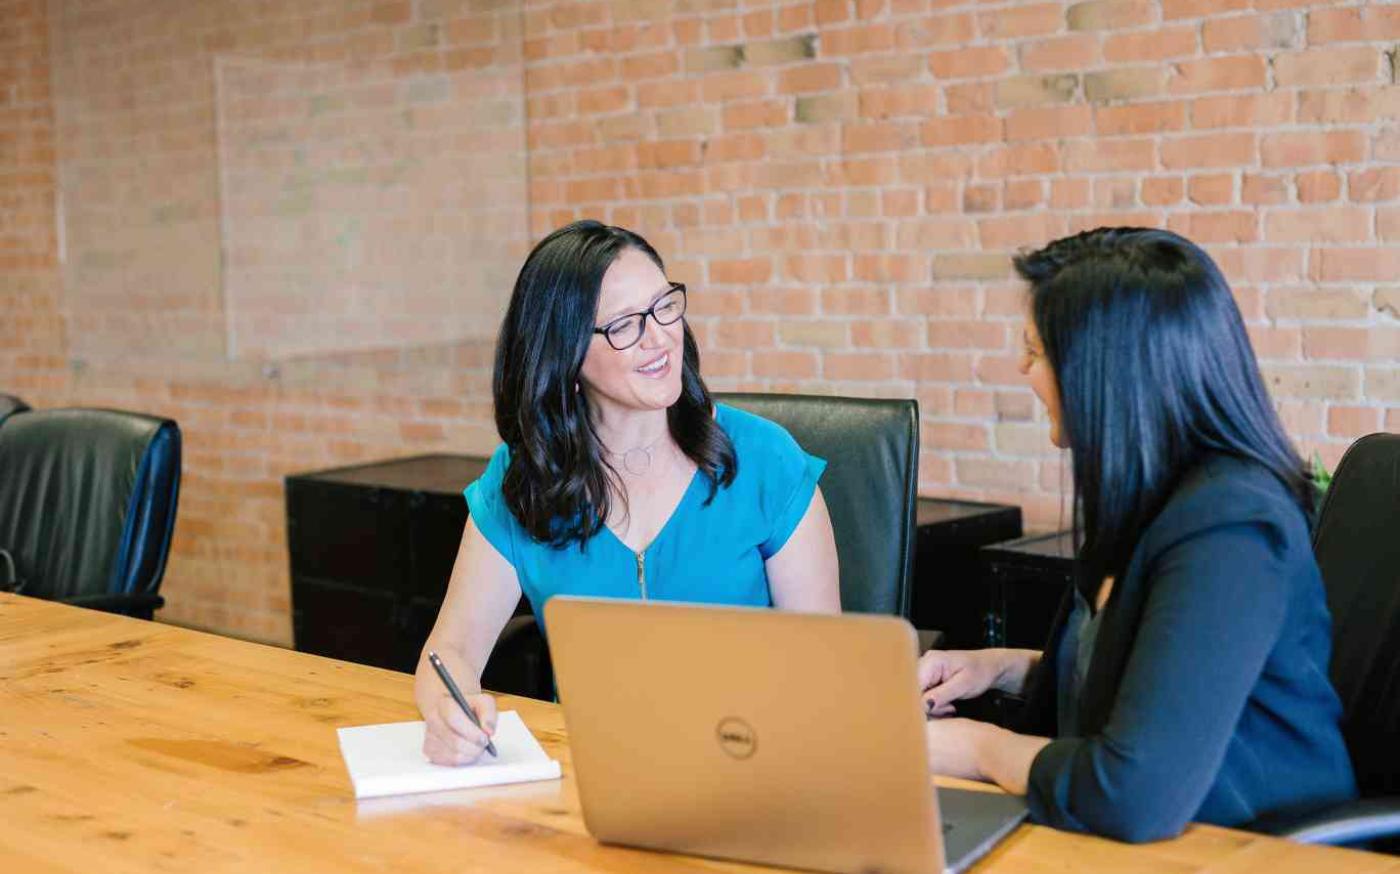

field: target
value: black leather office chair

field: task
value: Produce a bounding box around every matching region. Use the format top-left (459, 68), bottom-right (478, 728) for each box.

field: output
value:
top-left (1254, 433), bottom-right (1400, 849)
top-left (0, 408), bottom-right (181, 619)
top-left (715, 392), bottom-right (920, 616)
top-left (482, 613), bottom-right (556, 702)
top-left (0, 393), bottom-right (30, 426)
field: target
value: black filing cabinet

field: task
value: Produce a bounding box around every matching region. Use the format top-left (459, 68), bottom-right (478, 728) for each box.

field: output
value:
top-left (979, 531), bottom-right (1075, 650)
top-left (911, 498), bottom-right (1023, 649)
top-left (286, 454), bottom-right (488, 673)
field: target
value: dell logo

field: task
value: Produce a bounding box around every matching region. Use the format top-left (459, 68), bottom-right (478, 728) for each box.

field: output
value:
top-left (716, 716), bottom-right (757, 760)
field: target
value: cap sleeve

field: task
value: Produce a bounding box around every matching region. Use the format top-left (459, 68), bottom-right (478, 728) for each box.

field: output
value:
top-left (463, 444), bottom-right (520, 567)
top-left (757, 426), bottom-right (827, 560)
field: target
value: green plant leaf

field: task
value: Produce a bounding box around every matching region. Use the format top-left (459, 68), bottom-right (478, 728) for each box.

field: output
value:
top-left (1311, 451), bottom-right (1332, 491)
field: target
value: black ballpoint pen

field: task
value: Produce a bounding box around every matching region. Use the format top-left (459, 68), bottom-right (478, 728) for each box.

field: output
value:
top-left (427, 650), bottom-right (497, 758)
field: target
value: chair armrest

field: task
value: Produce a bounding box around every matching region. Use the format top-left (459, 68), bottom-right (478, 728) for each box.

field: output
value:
top-left (482, 614), bottom-right (554, 701)
top-left (60, 592), bottom-right (165, 620)
top-left (1250, 797), bottom-right (1400, 847)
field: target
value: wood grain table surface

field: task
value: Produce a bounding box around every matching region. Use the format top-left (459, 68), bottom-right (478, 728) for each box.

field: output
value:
top-left (2, 593), bottom-right (1395, 874)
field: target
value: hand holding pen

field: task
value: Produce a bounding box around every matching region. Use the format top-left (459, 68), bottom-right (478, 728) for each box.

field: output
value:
top-left (420, 649), bottom-right (498, 765)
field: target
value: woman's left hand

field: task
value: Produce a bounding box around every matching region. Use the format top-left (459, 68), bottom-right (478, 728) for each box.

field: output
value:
top-left (923, 717), bottom-right (991, 782)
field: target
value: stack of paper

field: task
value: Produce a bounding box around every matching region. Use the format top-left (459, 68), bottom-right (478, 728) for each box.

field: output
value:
top-left (337, 710), bottom-right (562, 799)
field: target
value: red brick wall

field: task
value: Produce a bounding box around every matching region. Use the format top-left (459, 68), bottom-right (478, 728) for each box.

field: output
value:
top-left (3, 0), bottom-right (1398, 644)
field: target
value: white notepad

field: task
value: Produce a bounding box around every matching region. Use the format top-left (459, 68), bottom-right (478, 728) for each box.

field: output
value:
top-left (337, 710), bottom-right (562, 799)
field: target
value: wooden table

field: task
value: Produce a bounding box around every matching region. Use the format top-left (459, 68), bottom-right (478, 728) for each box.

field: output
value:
top-left (2, 594), bottom-right (1394, 874)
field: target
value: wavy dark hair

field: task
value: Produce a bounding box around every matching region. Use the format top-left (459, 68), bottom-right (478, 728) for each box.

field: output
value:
top-left (1015, 227), bottom-right (1312, 592)
top-left (493, 220), bottom-right (736, 547)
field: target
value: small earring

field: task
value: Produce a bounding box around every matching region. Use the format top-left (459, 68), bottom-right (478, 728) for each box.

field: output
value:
top-left (574, 382), bottom-right (580, 394)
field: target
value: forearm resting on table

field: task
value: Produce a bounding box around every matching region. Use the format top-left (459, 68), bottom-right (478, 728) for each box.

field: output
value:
top-left (967, 649), bottom-right (1047, 795)
top-left (975, 724), bottom-right (1053, 796)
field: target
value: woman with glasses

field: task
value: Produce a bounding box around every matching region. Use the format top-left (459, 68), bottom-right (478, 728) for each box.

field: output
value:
top-left (415, 220), bottom-right (840, 765)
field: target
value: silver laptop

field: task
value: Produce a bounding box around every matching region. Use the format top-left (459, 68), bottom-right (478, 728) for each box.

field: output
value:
top-left (545, 597), bottom-right (1027, 874)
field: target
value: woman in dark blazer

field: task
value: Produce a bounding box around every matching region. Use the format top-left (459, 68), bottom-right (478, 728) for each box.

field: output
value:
top-left (919, 227), bottom-right (1357, 842)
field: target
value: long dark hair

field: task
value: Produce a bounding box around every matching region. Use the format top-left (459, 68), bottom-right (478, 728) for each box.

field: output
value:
top-left (1014, 227), bottom-right (1312, 591)
top-left (493, 220), bottom-right (736, 547)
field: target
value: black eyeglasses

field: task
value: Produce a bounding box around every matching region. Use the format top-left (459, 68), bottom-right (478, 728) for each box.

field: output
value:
top-left (593, 283), bottom-right (687, 351)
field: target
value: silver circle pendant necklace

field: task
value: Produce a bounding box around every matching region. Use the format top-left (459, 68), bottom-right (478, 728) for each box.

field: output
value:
top-left (611, 432), bottom-right (669, 476)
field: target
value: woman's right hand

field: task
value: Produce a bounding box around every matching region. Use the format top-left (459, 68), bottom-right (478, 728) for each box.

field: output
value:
top-left (412, 517), bottom-right (523, 766)
top-left (421, 687), bottom-right (498, 766)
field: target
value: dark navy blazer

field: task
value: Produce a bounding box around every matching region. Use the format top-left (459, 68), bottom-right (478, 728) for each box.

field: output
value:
top-left (1020, 454), bottom-right (1357, 842)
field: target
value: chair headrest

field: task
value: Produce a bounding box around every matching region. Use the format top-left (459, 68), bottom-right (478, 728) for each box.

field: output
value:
top-left (0, 408), bottom-right (181, 600)
top-left (0, 394), bottom-right (30, 424)
top-left (714, 393), bottom-right (920, 617)
top-left (1314, 432), bottom-right (1400, 798)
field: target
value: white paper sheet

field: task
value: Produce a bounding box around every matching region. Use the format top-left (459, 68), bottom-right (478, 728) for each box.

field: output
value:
top-left (337, 710), bottom-right (561, 799)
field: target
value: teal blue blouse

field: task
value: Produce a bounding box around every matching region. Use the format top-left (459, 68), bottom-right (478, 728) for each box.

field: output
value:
top-left (464, 404), bottom-right (825, 625)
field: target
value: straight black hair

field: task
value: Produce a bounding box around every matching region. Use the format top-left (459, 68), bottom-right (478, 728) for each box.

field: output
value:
top-left (1014, 227), bottom-right (1312, 592)
top-left (493, 220), bottom-right (736, 547)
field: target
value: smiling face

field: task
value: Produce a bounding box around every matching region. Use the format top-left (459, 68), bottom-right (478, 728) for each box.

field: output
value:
top-left (1019, 315), bottom-right (1067, 449)
top-left (577, 247), bottom-right (685, 418)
